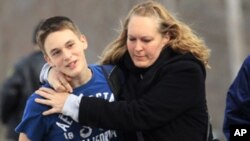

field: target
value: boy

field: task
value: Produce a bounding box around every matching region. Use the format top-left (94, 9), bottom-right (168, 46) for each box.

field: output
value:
top-left (15, 16), bottom-right (118, 141)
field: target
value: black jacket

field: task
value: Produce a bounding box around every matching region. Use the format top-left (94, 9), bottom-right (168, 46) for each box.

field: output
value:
top-left (79, 47), bottom-right (208, 141)
top-left (0, 51), bottom-right (45, 140)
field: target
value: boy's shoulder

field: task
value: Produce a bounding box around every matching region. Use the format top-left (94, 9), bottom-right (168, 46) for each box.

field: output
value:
top-left (26, 84), bottom-right (52, 111)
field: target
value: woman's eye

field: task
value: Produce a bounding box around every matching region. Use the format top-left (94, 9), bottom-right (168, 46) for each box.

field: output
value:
top-left (129, 38), bottom-right (136, 41)
top-left (142, 39), bottom-right (151, 43)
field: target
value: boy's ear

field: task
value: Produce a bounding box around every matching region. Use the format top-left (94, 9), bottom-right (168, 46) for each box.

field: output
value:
top-left (44, 55), bottom-right (55, 67)
top-left (80, 34), bottom-right (88, 49)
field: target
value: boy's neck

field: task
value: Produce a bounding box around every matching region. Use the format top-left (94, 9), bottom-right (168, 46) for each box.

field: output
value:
top-left (70, 68), bottom-right (92, 88)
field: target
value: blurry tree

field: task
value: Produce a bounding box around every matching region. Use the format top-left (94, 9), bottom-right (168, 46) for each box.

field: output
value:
top-left (226, 0), bottom-right (246, 80)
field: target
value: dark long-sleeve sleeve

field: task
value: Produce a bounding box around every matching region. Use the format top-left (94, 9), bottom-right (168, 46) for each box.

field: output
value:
top-left (0, 65), bottom-right (23, 123)
top-left (79, 60), bottom-right (207, 132)
top-left (1, 52), bottom-right (45, 124)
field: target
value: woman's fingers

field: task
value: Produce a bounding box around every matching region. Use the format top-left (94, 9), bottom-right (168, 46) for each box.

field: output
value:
top-left (42, 108), bottom-right (59, 115)
top-left (35, 87), bottom-right (57, 99)
top-left (48, 68), bottom-right (67, 92)
top-left (35, 98), bottom-right (51, 106)
top-left (35, 94), bottom-right (63, 115)
top-left (58, 74), bottom-right (73, 93)
top-left (39, 87), bottom-right (55, 93)
top-left (47, 67), bottom-right (73, 93)
top-left (35, 88), bottom-right (69, 115)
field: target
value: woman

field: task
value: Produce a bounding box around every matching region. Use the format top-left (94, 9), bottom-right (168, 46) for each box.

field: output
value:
top-left (36, 1), bottom-right (211, 141)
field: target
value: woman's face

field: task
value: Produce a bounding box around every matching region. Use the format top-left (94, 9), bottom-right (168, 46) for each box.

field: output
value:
top-left (126, 15), bottom-right (170, 68)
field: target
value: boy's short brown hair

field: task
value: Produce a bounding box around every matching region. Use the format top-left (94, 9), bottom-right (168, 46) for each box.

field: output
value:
top-left (36, 16), bottom-right (82, 54)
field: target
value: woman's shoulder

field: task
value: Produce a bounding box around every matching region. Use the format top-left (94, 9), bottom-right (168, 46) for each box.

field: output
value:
top-left (168, 52), bottom-right (203, 67)
top-left (162, 52), bottom-right (206, 77)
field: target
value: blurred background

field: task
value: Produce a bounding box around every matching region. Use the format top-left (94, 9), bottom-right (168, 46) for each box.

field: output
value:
top-left (0, 0), bottom-right (249, 141)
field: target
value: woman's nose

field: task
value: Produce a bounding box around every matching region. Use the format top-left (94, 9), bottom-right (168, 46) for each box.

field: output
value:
top-left (134, 41), bottom-right (143, 51)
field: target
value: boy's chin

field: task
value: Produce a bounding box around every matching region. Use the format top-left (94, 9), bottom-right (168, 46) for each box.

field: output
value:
top-left (64, 71), bottom-right (79, 78)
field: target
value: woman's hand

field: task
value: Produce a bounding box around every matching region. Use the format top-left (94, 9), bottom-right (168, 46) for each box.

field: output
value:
top-left (48, 67), bottom-right (73, 93)
top-left (35, 87), bottom-right (70, 115)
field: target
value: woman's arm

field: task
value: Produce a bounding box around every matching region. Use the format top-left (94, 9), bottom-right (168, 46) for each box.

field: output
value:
top-left (39, 63), bottom-right (51, 84)
top-left (78, 61), bottom-right (206, 130)
top-left (39, 63), bottom-right (73, 92)
top-left (35, 87), bottom-right (81, 122)
top-left (36, 60), bottom-right (206, 131)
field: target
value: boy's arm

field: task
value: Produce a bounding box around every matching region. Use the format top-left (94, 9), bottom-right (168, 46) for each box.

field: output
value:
top-left (19, 133), bottom-right (31, 141)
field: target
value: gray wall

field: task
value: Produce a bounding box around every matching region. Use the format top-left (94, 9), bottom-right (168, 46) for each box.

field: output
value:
top-left (0, 0), bottom-right (249, 141)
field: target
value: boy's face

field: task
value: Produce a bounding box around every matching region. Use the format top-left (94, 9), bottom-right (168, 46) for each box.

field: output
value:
top-left (44, 29), bottom-right (88, 78)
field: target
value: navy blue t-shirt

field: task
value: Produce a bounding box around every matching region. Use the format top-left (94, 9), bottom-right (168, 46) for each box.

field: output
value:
top-left (16, 65), bottom-right (118, 141)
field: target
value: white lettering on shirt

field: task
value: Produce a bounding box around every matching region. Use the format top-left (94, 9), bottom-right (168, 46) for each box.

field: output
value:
top-left (58, 114), bottom-right (73, 125)
top-left (81, 130), bottom-right (117, 141)
top-left (82, 92), bottom-right (115, 102)
top-left (56, 91), bottom-right (117, 140)
top-left (80, 126), bottom-right (92, 138)
top-left (56, 122), bottom-right (70, 132)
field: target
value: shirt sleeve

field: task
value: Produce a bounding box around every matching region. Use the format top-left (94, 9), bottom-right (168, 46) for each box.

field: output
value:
top-left (78, 60), bottom-right (207, 131)
top-left (15, 94), bottom-right (50, 141)
top-left (62, 94), bottom-right (82, 122)
top-left (1, 65), bottom-right (23, 123)
top-left (39, 63), bottom-right (51, 84)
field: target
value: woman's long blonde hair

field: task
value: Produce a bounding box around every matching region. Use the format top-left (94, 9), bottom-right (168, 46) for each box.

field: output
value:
top-left (99, 1), bottom-right (211, 68)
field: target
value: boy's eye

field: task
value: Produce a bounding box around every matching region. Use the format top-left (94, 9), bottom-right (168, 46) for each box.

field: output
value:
top-left (52, 50), bottom-right (60, 56)
top-left (67, 43), bottom-right (74, 48)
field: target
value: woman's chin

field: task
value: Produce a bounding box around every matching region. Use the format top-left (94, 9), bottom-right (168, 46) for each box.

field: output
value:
top-left (134, 63), bottom-right (150, 68)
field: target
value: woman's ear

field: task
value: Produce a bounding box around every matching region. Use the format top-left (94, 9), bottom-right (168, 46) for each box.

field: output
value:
top-left (163, 32), bottom-right (170, 44)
